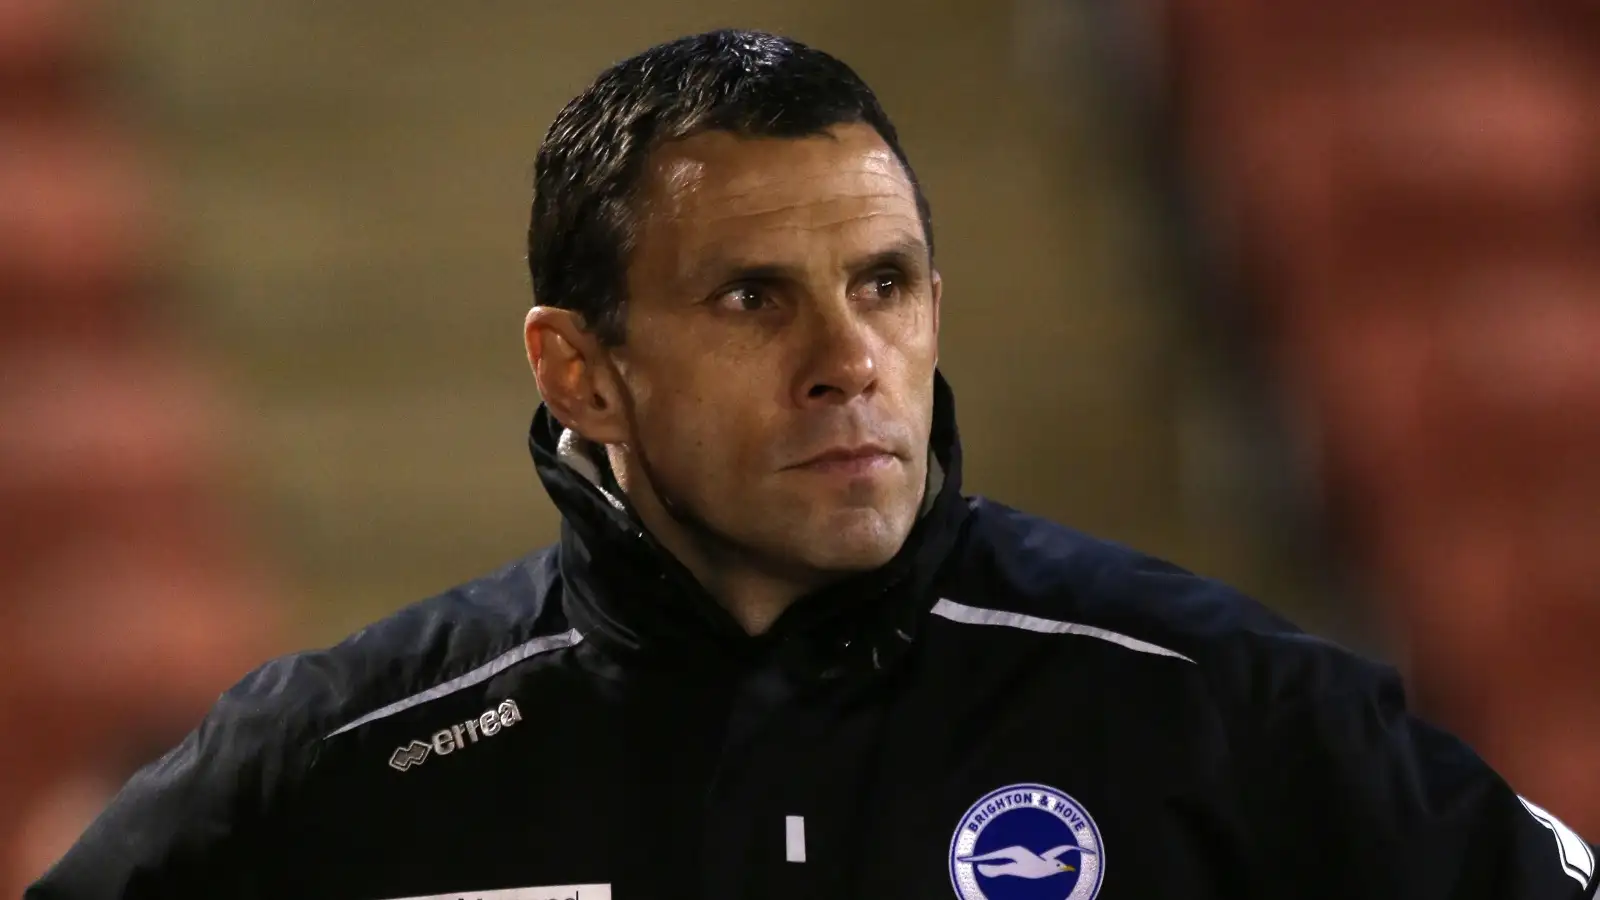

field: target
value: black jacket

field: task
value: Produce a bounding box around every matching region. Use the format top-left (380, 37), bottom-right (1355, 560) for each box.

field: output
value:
top-left (30, 374), bottom-right (1598, 900)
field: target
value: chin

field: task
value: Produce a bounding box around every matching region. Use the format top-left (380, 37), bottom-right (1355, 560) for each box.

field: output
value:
top-left (796, 508), bottom-right (913, 572)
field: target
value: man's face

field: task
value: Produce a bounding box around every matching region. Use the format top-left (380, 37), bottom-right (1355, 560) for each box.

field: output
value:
top-left (604, 123), bottom-right (939, 579)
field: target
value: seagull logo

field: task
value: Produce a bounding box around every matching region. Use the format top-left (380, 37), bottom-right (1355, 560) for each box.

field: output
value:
top-left (949, 783), bottom-right (1106, 900)
top-left (957, 843), bottom-right (1098, 879)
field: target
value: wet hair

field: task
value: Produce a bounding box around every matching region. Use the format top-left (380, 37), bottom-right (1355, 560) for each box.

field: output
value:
top-left (528, 29), bottom-right (933, 345)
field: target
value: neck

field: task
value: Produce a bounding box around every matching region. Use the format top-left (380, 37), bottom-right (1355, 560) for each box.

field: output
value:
top-left (665, 550), bottom-right (815, 636)
top-left (607, 444), bottom-right (830, 636)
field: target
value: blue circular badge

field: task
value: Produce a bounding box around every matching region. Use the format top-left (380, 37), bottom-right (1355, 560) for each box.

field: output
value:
top-left (948, 783), bottom-right (1105, 900)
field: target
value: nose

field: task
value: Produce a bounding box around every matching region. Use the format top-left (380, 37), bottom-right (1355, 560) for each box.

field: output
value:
top-left (794, 304), bottom-right (878, 407)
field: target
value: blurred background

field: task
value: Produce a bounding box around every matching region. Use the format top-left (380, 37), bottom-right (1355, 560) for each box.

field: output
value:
top-left (3, 0), bottom-right (1596, 891)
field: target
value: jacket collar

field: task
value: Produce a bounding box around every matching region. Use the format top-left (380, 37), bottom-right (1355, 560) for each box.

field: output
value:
top-left (529, 371), bottom-right (970, 678)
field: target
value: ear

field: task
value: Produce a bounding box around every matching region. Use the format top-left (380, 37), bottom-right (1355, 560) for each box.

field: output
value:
top-left (524, 306), bottom-right (630, 444)
top-left (930, 269), bottom-right (942, 361)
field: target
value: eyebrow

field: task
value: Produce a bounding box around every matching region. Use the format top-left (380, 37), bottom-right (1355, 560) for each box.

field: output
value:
top-left (691, 232), bottom-right (931, 288)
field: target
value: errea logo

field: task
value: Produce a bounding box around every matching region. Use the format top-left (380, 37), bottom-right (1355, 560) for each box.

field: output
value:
top-left (388, 699), bottom-right (523, 772)
top-left (389, 741), bottom-right (430, 771)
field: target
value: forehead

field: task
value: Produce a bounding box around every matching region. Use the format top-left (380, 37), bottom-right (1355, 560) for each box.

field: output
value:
top-left (632, 123), bottom-right (921, 261)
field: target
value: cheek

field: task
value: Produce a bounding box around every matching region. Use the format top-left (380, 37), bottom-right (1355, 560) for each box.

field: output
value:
top-left (887, 299), bottom-right (940, 366)
top-left (878, 311), bottom-right (940, 395)
top-left (621, 334), bottom-right (786, 472)
top-left (633, 384), bottom-right (767, 488)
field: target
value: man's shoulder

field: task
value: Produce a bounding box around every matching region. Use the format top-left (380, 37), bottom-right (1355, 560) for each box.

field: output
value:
top-left (213, 546), bottom-right (568, 758)
top-left (948, 498), bottom-right (1298, 642)
top-left (26, 550), bottom-right (572, 894)
top-left (946, 498), bottom-right (1388, 697)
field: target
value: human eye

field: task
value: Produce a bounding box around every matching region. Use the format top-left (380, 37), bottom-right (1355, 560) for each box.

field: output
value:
top-left (710, 284), bottom-right (777, 314)
top-left (856, 269), bottom-right (907, 305)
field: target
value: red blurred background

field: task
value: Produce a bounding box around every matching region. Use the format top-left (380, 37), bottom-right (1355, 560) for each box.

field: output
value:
top-left (1130, 0), bottom-right (1600, 833)
top-left (0, 1), bottom-right (283, 893)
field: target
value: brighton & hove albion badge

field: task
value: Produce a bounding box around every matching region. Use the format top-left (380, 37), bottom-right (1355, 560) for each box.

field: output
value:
top-left (948, 783), bottom-right (1104, 900)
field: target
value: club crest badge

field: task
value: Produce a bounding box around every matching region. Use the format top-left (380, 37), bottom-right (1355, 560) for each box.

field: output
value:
top-left (948, 783), bottom-right (1105, 900)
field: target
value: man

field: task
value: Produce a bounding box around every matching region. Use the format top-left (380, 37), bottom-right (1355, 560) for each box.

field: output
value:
top-left (30, 29), bottom-right (1597, 900)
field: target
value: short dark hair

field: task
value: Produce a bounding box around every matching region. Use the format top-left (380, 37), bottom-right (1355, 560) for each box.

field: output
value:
top-left (528, 29), bottom-right (933, 345)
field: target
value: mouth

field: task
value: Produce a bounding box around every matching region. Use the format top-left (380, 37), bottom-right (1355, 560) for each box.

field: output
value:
top-left (787, 444), bottom-right (899, 476)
